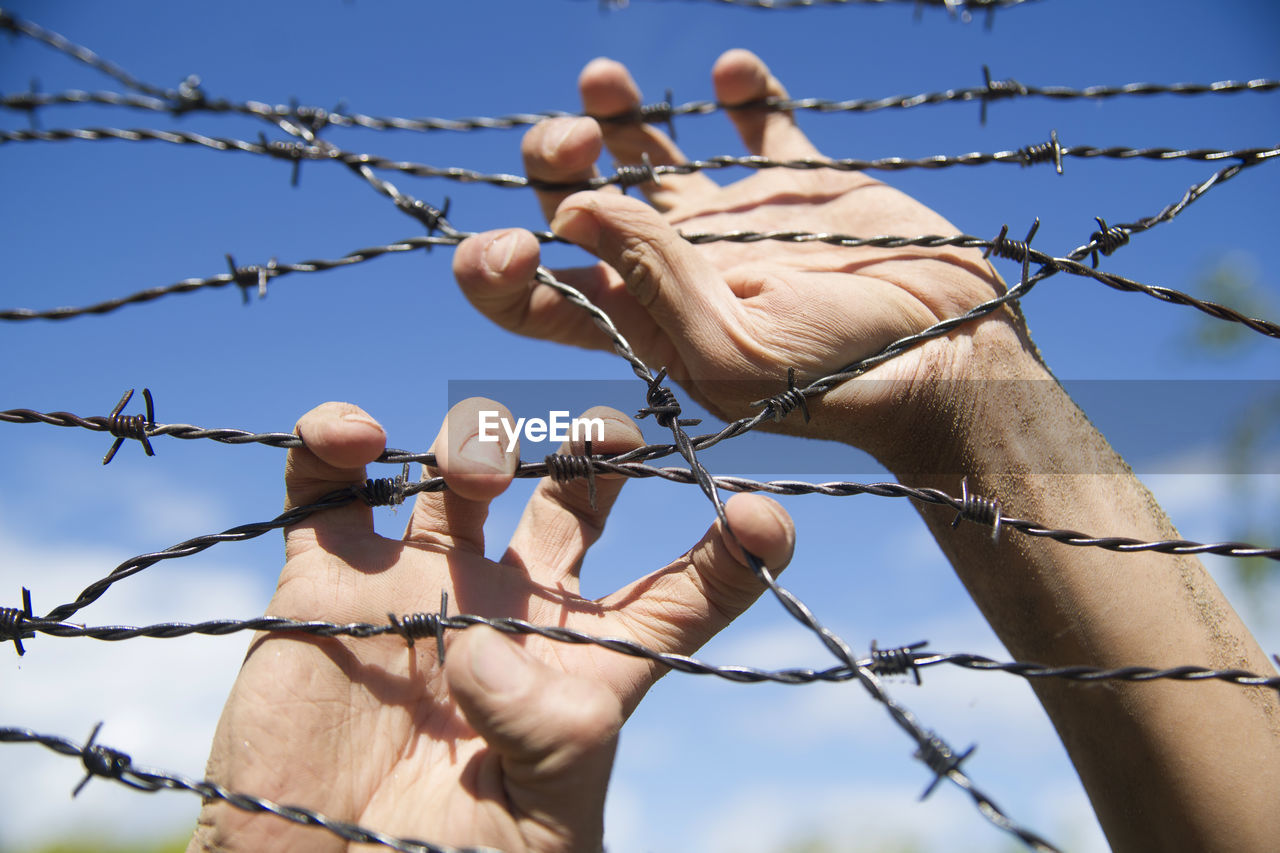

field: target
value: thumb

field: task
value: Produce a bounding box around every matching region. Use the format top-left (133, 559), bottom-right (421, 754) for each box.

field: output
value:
top-left (550, 191), bottom-right (739, 360)
top-left (446, 626), bottom-right (622, 850)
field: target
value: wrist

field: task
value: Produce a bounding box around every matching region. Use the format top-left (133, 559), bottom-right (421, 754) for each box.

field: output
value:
top-left (821, 310), bottom-right (1055, 478)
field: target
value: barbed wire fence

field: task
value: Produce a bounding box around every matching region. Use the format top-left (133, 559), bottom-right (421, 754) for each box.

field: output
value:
top-left (1, 4), bottom-right (1278, 851)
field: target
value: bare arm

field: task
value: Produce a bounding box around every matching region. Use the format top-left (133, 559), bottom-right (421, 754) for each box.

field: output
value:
top-left (451, 49), bottom-right (1280, 850)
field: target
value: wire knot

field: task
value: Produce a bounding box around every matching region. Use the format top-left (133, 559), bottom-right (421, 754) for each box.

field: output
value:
top-left (169, 74), bottom-right (206, 115)
top-left (614, 152), bottom-right (661, 190)
top-left (637, 368), bottom-right (700, 429)
top-left (914, 731), bottom-right (975, 800)
top-left (224, 253), bottom-right (278, 303)
top-left (290, 101), bottom-right (335, 136)
top-left (103, 388), bottom-right (156, 465)
top-left (750, 367), bottom-right (811, 424)
top-left (7, 77), bottom-right (43, 129)
top-left (951, 477), bottom-right (1003, 543)
top-left (74, 723), bottom-right (132, 797)
top-left (258, 132), bottom-right (312, 163)
top-left (640, 88), bottom-right (677, 141)
top-left (545, 438), bottom-right (599, 510)
top-left (1088, 216), bottom-right (1130, 268)
top-left (1018, 129), bottom-right (1063, 175)
top-left (388, 591), bottom-right (449, 663)
top-left (869, 639), bottom-right (926, 685)
top-left (982, 219), bottom-right (1040, 266)
top-left (394, 195), bottom-right (453, 236)
top-left (0, 588), bottom-right (34, 656)
top-left (361, 463), bottom-right (411, 507)
top-left (979, 65), bottom-right (1026, 125)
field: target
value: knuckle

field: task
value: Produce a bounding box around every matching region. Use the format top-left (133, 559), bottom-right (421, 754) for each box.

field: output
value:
top-left (618, 236), bottom-right (660, 306)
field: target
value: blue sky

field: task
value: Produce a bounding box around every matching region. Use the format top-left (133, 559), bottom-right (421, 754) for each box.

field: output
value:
top-left (1, 1), bottom-right (1278, 850)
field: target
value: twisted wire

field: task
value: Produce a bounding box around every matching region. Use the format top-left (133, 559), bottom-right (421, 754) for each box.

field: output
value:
top-left (8, 612), bottom-right (1279, 693)
top-left (0, 10), bottom-right (174, 100)
top-left (7, 77), bottom-right (1278, 137)
top-left (7, 125), bottom-right (1275, 190)
top-left (6, 9), bottom-right (1279, 851)
top-left (0, 727), bottom-right (490, 853)
top-left (3, 219), bottom-right (1276, 340)
top-left (6, 402), bottom-right (1277, 562)
top-left (546, 253), bottom-right (1060, 848)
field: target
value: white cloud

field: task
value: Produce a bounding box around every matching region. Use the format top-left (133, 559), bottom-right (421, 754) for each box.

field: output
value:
top-left (679, 777), bottom-right (1105, 853)
top-left (0, 519), bottom-right (266, 849)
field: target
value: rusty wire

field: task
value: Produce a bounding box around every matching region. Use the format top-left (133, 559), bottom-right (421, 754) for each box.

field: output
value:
top-left (4, 6), bottom-right (1280, 853)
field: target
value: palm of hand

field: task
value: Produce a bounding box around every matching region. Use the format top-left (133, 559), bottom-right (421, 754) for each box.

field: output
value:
top-left (195, 400), bottom-right (793, 852)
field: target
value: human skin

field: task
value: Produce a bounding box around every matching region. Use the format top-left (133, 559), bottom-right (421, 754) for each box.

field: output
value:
top-left (189, 398), bottom-right (794, 852)
top-left (450, 49), bottom-right (1280, 852)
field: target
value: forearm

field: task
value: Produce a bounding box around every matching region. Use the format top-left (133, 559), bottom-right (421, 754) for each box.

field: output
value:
top-left (873, 320), bottom-right (1280, 851)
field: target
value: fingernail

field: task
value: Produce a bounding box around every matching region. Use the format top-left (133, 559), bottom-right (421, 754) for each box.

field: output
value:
top-left (469, 629), bottom-right (535, 697)
top-left (550, 205), bottom-right (600, 251)
top-left (340, 411), bottom-right (380, 429)
top-left (482, 232), bottom-right (519, 278)
top-left (458, 428), bottom-right (508, 473)
top-left (546, 118), bottom-right (581, 159)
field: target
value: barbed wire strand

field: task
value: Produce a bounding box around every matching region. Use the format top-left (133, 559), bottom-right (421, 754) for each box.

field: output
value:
top-left (8, 76), bottom-right (1278, 136)
top-left (529, 266), bottom-right (1060, 850)
top-left (5, 8), bottom-right (1279, 852)
top-left (4, 399), bottom-right (1278, 561)
top-left (3, 220), bottom-right (1277, 339)
top-left (5, 125), bottom-right (1276, 191)
top-left (0, 726), bottom-right (497, 853)
top-left (6, 609), bottom-right (1279, 693)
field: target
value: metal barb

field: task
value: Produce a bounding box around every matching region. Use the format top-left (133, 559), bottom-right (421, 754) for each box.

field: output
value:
top-left (171, 74), bottom-right (205, 115)
top-left (915, 734), bottom-right (976, 800)
top-left (102, 388), bottom-right (155, 465)
top-left (750, 367), bottom-right (811, 423)
top-left (73, 722), bottom-right (132, 797)
top-left (636, 367), bottom-right (700, 428)
top-left (388, 591), bottom-right (449, 663)
top-left (951, 477), bottom-right (1003, 542)
top-left (1019, 129), bottom-right (1063, 174)
top-left (0, 587), bottom-right (35, 655)
top-left (545, 437), bottom-right (599, 511)
top-left (979, 65), bottom-right (1026, 125)
top-left (224, 253), bottom-right (277, 303)
top-left (870, 639), bottom-right (927, 685)
top-left (1088, 216), bottom-right (1130, 268)
top-left (615, 152), bottom-right (661, 192)
top-left (423, 197), bottom-right (451, 252)
top-left (641, 88), bottom-right (677, 141)
top-left (285, 96), bottom-right (340, 186)
top-left (21, 77), bottom-right (41, 130)
top-left (361, 463), bottom-right (411, 507)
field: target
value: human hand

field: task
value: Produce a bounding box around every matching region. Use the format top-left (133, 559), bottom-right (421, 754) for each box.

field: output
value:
top-left (453, 50), bottom-right (1047, 472)
top-left (190, 398), bottom-right (794, 853)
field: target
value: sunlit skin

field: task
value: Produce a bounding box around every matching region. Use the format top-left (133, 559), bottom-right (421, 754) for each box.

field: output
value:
top-left (195, 50), bottom-right (1278, 852)
top-left (190, 397), bottom-right (793, 853)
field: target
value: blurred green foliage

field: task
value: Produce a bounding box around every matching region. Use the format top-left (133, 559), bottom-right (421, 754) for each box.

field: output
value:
top-left (1187, 251), bottom-right (1279, 609)
top-left (1189, 252), bottom-right (1274, 351)
top-left (5, 836), bottom-right (188, 853)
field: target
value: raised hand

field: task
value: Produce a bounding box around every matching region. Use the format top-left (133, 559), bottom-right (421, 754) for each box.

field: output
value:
top-left (191, 398), bottom-right (793, 852)
top-left (452, 50), bottom-right (1034, 468)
